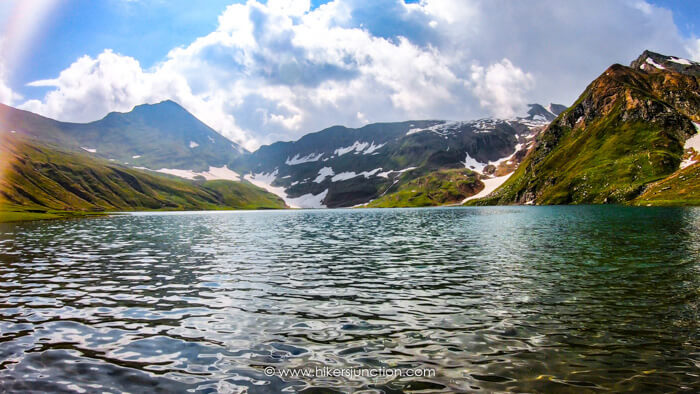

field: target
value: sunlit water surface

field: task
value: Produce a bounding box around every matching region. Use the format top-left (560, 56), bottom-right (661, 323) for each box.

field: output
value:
top-left (0, 206), bottom-right (699, 392)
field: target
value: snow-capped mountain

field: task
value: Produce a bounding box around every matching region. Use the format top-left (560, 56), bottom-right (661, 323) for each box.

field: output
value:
top-left (1, 98), bottom-right (566, 209)
top-left (231, 104), bottom-right (565, 208)
top-left (524, 103), bottom-right (567, 123)
top-left (630, 50), bottom-right (700, 76)
top-left (481, 50), bottom-right (700, 206)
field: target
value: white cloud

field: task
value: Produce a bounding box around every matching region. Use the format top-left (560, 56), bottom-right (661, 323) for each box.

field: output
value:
top-left (19, 49), bottom-right (255, 149)
top-left (688, 39), bottom-right (700, 62)
top-left (15, 0), bottom-right (700, 150)
top-left (0, 66), bottom-right (20, 105)
top-left (470, 59), bottom-right (534, 119)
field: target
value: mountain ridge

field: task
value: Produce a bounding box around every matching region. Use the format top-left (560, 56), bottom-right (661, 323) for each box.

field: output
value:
top-left (0, 100), bottom-right (247, 174)
top-left (0, 131), bottom-right (286, 222)
top-left (1, 99), bottom-right (565, 209)
top-left (472, 50), bottom-right (700, 205)
top-left (233, 114), bottom-right (552, 207)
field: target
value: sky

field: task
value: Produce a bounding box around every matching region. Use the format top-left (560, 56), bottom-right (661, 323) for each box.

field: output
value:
top-left (0, 0), bottom-right (698, 151)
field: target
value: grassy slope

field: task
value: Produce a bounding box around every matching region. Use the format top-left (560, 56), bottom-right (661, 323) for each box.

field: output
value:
top-left (482, 109), bottom-right (681, 204)
top-left (366, 168), bottom-right (483, 208)
top-left (0, 134), bottom-right (286, 222)
top-left (632, 162), bottom-right (700, 206)
top-left (200, 180), bottom-right (287, 210)
top-left (474, 64), bottom-right (696, 205)
top-left (0, 101), bottom-right (245, 173)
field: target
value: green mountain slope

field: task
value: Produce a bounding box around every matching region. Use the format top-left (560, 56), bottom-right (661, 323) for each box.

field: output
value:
top-left (365, 168), bottom-right (482, 208)
top-left (475, 51), bottom-right (700, 205)
top-left (632, 162), bottom-right (700, 206)
top-left (0, 100), bottom-right (246, 172)
top-left (0, 132), bottom-right (285, 222)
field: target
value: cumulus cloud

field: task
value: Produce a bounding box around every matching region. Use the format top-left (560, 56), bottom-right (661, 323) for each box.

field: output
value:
top-left (0, 69), bottom-right (20, 105)
top-left (688, 39), bottom-right (700, 61)
top-left (15, 0), bottom-right (700, 149)
top-left (470, 59), bottom-right (534, 119)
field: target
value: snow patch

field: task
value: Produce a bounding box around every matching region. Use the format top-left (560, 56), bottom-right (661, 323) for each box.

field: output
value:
top-left (81, 147), bottom-right (97, 153)
top-left (361, 168), bottom-right (383, 178)
top-left (463, 153), bottom-right (487, 173)
top-left (462, 173), bottom-right (513, 203)
top-left (244, 170), bottom-right (287, 199)
top-left (189, 141), bottom-right (199, 148)
top-left (154, 168), bottom-right (199, 179)
top-left (202, 165), bottom-right (241, 181)
top-left (285, 152), bottom-right (324, 165)
top-left (377, 167), bottom-right (417, 178)
top-left (334, 141), bottom-right (375, 156)
top-left (314, 167), bottom-right (335, 183)
top-left (680, 124), bottom-right (700, 169)
top-left (154, 165), bottom-right (240, 181)
top-left (244, 169), bottom-right (327, 208)
top-left (645, 57), bottom-right (665, 70)
top-left (331, 172), bottom-right (357, 182)
top-left (669, 57), bottom-right (692, 65)
top-left (686, 124), bottom-right (700, 152)
top-left (286, 189), bottom-right (328, 209)
top-left (363, 141), bottom-right (385, 154)
top-left (330, 168), bottom-right (382, 182)
top-left (680, 158), bottom-right (696, 169)
top-left (485, 144), bottom-right (524, 168)
top-left (408, 119), bottom-right (505, 136)
top-left (132, 155), bottom-right (141, 159)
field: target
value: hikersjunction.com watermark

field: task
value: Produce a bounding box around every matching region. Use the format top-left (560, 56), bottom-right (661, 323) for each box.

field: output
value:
top-left (263, 365), bottom-right (436, 379)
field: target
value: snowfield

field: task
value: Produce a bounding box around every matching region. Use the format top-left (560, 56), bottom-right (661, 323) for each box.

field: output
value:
top-left (680, 123), bottom-right (700, 169)
top-left (462, 173), bottom-right (513, 203)
top-left (244, 170), bottom-right (328, 208)
top-left (154, 165), bottom-right (240, 181)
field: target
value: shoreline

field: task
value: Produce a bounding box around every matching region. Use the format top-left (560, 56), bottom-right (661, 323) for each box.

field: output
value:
top-left (4, 203), bottom-right (699, 224)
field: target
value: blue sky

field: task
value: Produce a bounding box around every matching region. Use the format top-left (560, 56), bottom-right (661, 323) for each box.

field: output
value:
top-left (1, 0), bottom-right (698, 149)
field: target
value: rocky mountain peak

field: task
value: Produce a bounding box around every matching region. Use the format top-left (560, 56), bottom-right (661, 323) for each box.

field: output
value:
top-left (523, 103), bottom-right (567, 122)
top-left (630, 50), bottom-right (700, 76)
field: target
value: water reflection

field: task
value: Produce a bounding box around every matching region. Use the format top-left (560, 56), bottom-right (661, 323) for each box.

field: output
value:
top-left (0, 206), bottom-right (698, 392)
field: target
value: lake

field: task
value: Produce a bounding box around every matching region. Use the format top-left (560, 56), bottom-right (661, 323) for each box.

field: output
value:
top-left (0, 206), bottom-right (698, 392)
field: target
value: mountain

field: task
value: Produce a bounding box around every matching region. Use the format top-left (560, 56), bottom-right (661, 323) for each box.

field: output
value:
top-left (232, 108), bottom-right (563, 208)
top-left (524, 103), bottom-right (566, 122)
top-left (0, 132), bottom-right (286, 222)
top-left (630, 50), bottom-right (700, 76)
top-left (0, 100), bottom-right (245, 174)
top-left (632, 160), bottom-right (700, 206)
top-left (365, 168), bottom-right (482, 208)
top-left (475, 51), bottom-right (700, 205)
top-left (1, 97), bottom-right (570, 211)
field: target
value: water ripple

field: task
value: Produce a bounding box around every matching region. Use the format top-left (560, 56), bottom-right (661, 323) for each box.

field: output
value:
top-left (0, 206), bottom-right (699, 392)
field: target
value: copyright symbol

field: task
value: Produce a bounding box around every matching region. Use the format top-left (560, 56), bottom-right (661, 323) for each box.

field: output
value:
top-left (264, 366), bottom-right (276, 377)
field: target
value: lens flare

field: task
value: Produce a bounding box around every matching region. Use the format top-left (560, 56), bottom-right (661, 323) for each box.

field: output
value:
top-left (1, 0), bottom-right (62, 73)
top-left (0, 0), bottom-right (61, 219)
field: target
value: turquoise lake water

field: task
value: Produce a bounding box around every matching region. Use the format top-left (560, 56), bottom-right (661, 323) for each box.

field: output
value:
top-left (0, 206), bottom-right (698, 392)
